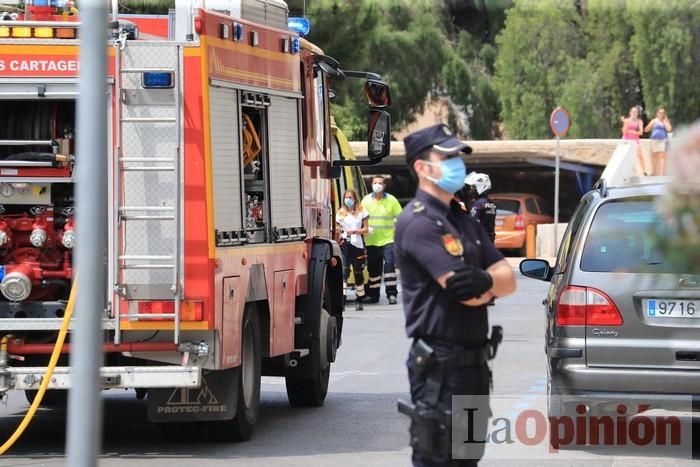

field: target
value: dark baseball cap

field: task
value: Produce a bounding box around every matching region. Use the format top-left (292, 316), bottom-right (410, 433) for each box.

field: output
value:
top-left (403, 124), bottom-right (472, 164)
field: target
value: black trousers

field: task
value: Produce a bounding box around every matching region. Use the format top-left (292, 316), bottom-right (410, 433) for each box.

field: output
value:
top-left (407, 351), bottom-right (490, 467)
top-left (366, 243), bottom-right (397, 301)
top-left (340, 242), bottom-right (366, 300)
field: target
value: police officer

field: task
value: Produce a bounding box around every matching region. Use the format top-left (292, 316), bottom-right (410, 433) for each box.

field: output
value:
top-left (395, 124), bottom-right (516, 466)
top-left (464, 172), bottom-right (496, 244)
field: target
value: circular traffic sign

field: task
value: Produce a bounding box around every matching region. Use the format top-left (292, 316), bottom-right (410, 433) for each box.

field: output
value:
top-left (550, 107), bottom-right (570, 138)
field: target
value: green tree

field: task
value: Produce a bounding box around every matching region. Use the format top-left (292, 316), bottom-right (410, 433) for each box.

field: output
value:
top-left (494, 0), bottom-right (584, 138)
top-left (628, 0), bottom-right (700, 126)
top-left (307, 0), bottom-right (449, 139)
top-left (118, 0), bottom-right (174, 14)
top-left (443, 34), bottom-right (500, 139)
top-left (560, 0), bottom-right (640, 138)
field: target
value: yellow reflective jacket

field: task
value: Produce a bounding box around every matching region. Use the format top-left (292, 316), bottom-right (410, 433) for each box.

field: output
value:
top-left (361, 193), bottom-right (402, 247)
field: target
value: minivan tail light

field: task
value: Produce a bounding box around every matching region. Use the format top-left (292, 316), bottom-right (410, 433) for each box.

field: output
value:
top-left (555, 286), bottom-right (623, 326)
top-left (586, 288), bottom-right (623, 326)
top-left (556, 286), bottom-right (587, 326)
top-left (514, 214), bottom-right (525, 230)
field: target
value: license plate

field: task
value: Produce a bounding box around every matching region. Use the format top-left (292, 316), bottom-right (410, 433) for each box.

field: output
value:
top-left (495, 219), bottom-right (504, 226)
top-left (646, 299), bottom-right (700, 318)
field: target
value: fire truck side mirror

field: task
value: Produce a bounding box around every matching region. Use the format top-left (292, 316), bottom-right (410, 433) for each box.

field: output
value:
top-left (365, 80), bottom-right (391, 109)
top-left (368, 110), bottom-right (391, 161)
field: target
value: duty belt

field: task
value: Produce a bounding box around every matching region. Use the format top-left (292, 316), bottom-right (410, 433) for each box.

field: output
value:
top-left (416, 341), bottom-right (489, 368)
top-left (420, 325), bottom-right (503, 367)
top-left (446, 346), bottom-right (490, 367)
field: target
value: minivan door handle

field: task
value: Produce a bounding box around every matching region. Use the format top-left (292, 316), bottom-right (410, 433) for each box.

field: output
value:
top-left (676, 351), bottom-right (699, 361)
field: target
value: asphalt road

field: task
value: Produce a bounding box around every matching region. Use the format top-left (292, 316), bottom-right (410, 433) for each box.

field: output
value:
top-left (0, 272), bottom-right (698, 466)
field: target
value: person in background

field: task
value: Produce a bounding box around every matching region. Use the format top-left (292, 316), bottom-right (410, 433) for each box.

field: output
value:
top-left (621, 106), bottom-right (647, 176)
top-left (336, 189), bottom-right (368, 311)
top-left (644, 107), bottom-right (672, 176)
top-left (464, 172), bottom-right (496, 244)
top-left (361, 175), bottom-right (402, 305)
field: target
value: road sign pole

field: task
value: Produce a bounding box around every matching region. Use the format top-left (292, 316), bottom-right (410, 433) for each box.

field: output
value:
top-left (549, 107), bottom-right (569, 258)
top-left (66, 2), bottom-right (108, 466)
top-left (554, 136), bottom-right (560, 255)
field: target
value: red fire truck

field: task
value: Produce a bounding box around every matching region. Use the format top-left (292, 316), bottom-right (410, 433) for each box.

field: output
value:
top-left (0, 0), bottom-right (391, 440)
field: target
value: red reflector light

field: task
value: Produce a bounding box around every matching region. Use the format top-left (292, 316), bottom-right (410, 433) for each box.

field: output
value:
top-left (514, 214), bottom-right (525, 230)
top-left (137, 301), bottom-right (203, 321)
top-left (138, 301), bottom-right (174, 315)
top-left (556, 286), bottom-right (623, 326)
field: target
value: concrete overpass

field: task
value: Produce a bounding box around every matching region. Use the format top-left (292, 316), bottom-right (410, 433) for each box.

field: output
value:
top-left (350, 139), bottom-right (620, 167)
top-left (349, 139), bottom-right (643, 220)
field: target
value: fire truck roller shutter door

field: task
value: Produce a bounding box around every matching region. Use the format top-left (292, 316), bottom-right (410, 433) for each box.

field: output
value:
top-left (209, 86), bottom-right (243, 233)
top-left (268, 96), bottom-right (303, 233)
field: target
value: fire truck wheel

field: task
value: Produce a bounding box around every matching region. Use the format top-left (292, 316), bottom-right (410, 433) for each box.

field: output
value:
top-left (25, 389), bottom-right (68, 407)
top-left (285, 287), bottom-right (332, 407)
top-left (230, 307), bottom-right (262, 441)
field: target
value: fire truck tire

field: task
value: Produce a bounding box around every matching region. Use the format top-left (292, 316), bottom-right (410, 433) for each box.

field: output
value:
top-left (230, 307), bottom-right (262, 441)
top-left (24, 389), bottom-right (68, 407)
top-left (285, 287), bottom-right (332, 407)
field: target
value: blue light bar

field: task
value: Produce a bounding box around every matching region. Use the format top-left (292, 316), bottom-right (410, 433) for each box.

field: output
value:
top-left (233, 23), bottom-right (244, 41)
top-left (287, 17), bottom-right (310, 37)
top-left (142, 72), bottom-right (174, 89)
top-left (291, 37), bottom-right (301, 54)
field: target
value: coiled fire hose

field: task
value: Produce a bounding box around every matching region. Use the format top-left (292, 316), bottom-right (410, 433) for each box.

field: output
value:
top-left (0, 278), bottom-right (77, 455)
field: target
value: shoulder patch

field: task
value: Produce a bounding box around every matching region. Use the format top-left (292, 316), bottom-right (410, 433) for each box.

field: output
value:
top-left (412, 201), bottom-right (425, 214)
top-left (442, 234), bottom-right (464, 256)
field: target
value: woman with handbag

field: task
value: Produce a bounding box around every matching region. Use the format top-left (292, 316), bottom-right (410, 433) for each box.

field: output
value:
top-left (336, 188), bottom-right (369, 310)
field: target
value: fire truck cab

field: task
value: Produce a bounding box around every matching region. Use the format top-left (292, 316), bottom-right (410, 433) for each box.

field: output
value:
top-left (0, 0), bottom-right (391, 440)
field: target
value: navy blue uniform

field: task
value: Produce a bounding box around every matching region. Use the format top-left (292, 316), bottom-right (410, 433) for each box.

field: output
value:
top-left (469, 195), bottom-right (496, 244)
top-left (395, 189), bottom-right (503, 467)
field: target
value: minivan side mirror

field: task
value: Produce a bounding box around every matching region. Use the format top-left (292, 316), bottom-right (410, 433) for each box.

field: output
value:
top-left (520, 259), bottom-right (553, 282)
top-left (368, 109), bottom-right (391, 161)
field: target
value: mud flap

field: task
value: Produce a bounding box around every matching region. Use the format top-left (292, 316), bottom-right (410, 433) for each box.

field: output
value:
top-left (147, 368), bottom-right (238, 422)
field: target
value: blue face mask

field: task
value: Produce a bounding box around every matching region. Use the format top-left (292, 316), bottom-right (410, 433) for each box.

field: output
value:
top-left (344, 198), bottom-right (355, 208)
top-left (425, 157), bottom-right (466, 194)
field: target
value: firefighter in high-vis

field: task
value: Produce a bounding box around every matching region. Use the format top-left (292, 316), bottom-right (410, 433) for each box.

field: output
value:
top-left (464, 172), bottom-right (496, 244)
top-left (394, 124), bottom-right (516, 466)
top-left (361, 175), bottom-right (402, 305)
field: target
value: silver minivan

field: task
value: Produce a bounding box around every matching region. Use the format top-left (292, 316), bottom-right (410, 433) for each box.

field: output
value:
top-left (521, 182), bottom-right (700, 420)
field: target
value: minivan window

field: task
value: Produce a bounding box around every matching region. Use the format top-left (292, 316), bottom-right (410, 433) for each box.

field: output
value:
top-left (494, 199), bottom-right (520, 215)
top-left (525, 198), bottom-right (538, 214)
top-left (580, 197), bottom-right (678, 273)
top-left (554, 196), bottom-right (591, 274)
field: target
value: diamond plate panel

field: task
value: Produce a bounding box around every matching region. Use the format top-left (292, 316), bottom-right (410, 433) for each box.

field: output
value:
top-left (118, 43), bottom-right (181, 288)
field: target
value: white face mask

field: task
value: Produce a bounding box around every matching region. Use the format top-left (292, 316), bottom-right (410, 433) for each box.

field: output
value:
top-left (372, 183), bottom-right (384, 194)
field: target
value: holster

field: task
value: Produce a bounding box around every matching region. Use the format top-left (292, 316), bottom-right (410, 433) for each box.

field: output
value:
top-left (487, 325), bottom-right (503, 360)
top-left (398, 399), bottom-right (452, 463)
top-left (408, 338), bottom-right (436, 381)
top-left (399, 339), bottom-right (451, 461)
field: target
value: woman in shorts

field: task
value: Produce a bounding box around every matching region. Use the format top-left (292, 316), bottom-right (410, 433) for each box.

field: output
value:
top-left (622, 106), bottom-right (647, 176)
top-left (644, 107), bottom-right (672, 176)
